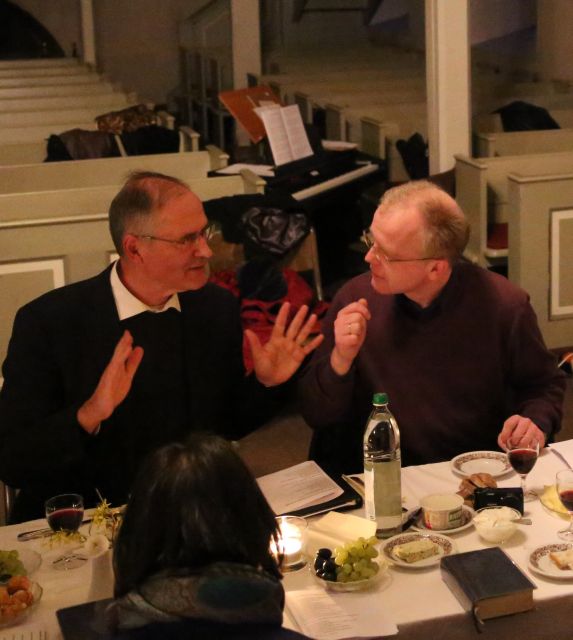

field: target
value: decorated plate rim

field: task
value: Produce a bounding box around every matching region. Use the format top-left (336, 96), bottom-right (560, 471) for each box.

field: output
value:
top-left (450, 450), bottom-right (512, 478)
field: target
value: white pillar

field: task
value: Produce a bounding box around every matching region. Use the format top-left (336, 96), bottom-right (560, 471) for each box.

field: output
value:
top-left (230, 0), bottom-right (261, 89)
top-left (80, 0), bottom-right (96, 67)
top-left (425, 0), bottom-right (471, 174)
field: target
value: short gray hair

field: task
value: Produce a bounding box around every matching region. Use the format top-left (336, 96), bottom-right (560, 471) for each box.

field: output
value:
top-left (378, 180), bottom-right (469, 263)
top-left (108, 171), bottom-right (190, 255)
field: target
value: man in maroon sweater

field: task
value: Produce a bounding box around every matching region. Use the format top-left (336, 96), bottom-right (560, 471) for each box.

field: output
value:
top-left (299, 181), bottom-right (565, 475)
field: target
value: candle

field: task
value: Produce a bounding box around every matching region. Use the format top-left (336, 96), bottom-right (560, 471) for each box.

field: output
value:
top-left (273, 515), bottom-right (307, 572)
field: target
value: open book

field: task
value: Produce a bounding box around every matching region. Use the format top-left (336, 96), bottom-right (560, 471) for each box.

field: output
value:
top-left (254, 104), bottom-right (314, 167)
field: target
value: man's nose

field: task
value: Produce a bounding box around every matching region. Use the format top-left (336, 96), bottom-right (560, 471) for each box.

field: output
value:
top-left (195, 235), bottom-right (213, 258)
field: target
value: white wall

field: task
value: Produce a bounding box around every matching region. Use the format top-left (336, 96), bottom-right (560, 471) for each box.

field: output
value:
top-left (12, 0), bottom-right (81, 58)
top-left (537, 0), bottom-right (573, 82)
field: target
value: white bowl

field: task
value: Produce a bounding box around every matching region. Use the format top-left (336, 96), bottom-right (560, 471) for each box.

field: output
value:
top-left (473, 507), bottom-right (521, 543)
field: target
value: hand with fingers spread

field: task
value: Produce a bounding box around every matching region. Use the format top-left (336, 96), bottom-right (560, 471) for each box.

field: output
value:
top-left (77, 330), bottom-right (144, 434)
top-left (498, 414), bottom-right (546, 452)
top-left (245, 301), bottom-right (324, 387)
top-left (330, 298), bottom-right (371, 375)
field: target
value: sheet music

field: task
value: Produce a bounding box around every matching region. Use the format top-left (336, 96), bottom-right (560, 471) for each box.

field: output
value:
top-left (255, 104), bottom-right (313, 166)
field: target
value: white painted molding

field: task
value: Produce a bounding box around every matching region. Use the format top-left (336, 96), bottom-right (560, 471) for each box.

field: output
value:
top-left (0, 258), bottom-right (65, 289)
top-left (0, 213), bottom-right (108, 230)
top-left (550, 208), bottom-right (573, 318)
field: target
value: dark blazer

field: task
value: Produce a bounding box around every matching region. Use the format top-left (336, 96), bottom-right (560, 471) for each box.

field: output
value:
top-left (0, 267), bottom-right (275, 522)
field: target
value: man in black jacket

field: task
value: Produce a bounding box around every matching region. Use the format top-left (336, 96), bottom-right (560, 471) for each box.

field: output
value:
top-left (0, 171), bottom-right (322, 522)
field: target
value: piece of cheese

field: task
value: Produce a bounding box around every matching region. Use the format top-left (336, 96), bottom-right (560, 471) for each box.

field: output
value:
top-left (393, 539), bottom-right (438, 563)
top-left (549, 549), bottom-right (573, 570)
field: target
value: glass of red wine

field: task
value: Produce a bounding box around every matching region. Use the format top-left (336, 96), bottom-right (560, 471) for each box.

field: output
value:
top-left (556, 469), bottom-right (573, 541)
top-left (506, 438), bottom-right (540, 502)
top-left (45, 493), bottom-right (87, 570)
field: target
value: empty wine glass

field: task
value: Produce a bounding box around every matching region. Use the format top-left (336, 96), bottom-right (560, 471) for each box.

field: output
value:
top-left (556, 469), bottom-right (573, 541)
top-left (45, 493), bottom-right (87, 570)
top-left (506, 437), bottom-right (539, 502)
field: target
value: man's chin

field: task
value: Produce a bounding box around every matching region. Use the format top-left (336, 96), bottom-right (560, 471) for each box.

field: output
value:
top-left (370, 274), bottom-right (390, 294)
top-left (182, 267), bottom-right (209, 290)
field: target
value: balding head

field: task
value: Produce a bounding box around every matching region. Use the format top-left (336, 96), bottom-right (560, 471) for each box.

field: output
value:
top-left (109, 171), bottom-right (198, 255)
top-left (377, 180), bottom-right (469, 264)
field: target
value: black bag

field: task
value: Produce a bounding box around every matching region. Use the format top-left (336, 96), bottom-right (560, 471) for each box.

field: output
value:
top-left (241, 207), bottom-right (310, 259)
top-left (495, 101), bottom-right (560, 132)
top-left (396, 132), bottom-right (429, 179)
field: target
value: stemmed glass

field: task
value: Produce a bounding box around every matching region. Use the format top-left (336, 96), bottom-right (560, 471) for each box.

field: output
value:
top-left (45, 493), bottom-right (87, 570)
top-left (556, 469), bottom-right (573, 541)
top-left (506, 438), bottom-right (540, 502)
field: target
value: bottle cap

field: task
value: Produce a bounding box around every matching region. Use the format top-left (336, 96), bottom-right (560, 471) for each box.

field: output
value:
top-left (372, 392), bottom-right (388, 405)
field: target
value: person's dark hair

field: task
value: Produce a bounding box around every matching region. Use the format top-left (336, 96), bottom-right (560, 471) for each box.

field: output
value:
top-left (108, 171), bottom-right (189, 255)
top-left (113, 433), bottom-right (282, 597)
top-left (378, 180), bottom-right (470, 263)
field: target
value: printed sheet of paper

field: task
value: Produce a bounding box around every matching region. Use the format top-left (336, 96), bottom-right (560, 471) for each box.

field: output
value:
top-left (255, 104), bottom-right (313, 166)
top-left (286, 589), bottom-right (398, 639)
top-left (215, 163), bottom-right (275, 177)
top-left (257, 460), bottom-right (343, 515)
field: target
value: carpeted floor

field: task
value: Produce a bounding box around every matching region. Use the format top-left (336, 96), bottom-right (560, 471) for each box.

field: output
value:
top-left (239, 377), bottom-right (573, 478)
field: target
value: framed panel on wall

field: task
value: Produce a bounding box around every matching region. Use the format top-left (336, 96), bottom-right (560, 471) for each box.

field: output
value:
top-left (550, 208), bottom-right (573, 319)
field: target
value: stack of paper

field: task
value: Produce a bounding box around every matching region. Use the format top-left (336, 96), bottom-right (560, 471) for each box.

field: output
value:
top-left (286, 589), bottom-right (398, 639)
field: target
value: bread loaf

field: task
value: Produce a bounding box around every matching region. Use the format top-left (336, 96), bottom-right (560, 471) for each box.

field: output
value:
top-left (549, 549), bottom-right (573, 570)
top-left (393, 539), bottom-right (438, 563)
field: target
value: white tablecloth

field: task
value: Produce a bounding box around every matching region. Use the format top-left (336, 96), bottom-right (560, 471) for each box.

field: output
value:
top-left (1, 446), bottom-right (573, 639)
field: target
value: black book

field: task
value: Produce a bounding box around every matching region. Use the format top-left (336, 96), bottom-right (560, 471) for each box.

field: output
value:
top-left (440, 547), bottom-right (536, 625)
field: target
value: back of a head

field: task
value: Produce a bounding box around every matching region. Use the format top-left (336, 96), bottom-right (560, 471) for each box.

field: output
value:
top-left (113, 433), bottom-right (281, 597)
top-left (378, 180), bottom-right (470, 263)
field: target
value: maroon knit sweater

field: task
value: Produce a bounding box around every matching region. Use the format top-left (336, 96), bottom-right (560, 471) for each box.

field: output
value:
top-left (299, 261), bottom-right (565, 475)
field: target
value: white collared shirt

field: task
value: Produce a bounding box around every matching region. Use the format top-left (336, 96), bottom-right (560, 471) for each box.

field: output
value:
top-left (110, 261), bottom-right (181, 320)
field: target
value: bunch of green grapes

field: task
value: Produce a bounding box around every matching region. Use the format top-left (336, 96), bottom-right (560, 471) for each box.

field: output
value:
top-left (0, 550), bottom-right (25, 582)
top-left (314, 536), bottom-right (379, 583)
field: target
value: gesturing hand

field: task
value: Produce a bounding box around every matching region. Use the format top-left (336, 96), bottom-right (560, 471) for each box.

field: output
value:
top-left (77, 331), bottom-right (144, 434)
top-left (330, 298), bottom-right (371, 375)
top-left (245, 302), bottom-right (324, 387)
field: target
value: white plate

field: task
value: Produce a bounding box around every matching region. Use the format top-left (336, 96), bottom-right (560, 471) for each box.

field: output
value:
top-left (450, 451), bottom-right (512, 478)
top-left (412, 505), bottom-right (475, 534)
top-left (382, 532), bottom-right (456, 569)
top-left (529, 543), bottom-right (573, 580)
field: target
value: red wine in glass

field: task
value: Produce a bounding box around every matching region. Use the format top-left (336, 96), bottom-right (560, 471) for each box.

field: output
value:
top-left (556, 469), bottom-right (573, 541)
top-left (506, 439), bottom-right (539, 502)
top-left (47, 508), bottom-right (84, 533)
top-left (45, 494), bottom-right (87, 570)
top-left (508, 449), bottom-right (538, 475)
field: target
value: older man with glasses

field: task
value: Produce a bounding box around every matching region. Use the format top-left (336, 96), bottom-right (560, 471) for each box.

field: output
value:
top-left (0, 171), bottom-right (323, 522)
top-left (299, 180), bottom-right (565, 477)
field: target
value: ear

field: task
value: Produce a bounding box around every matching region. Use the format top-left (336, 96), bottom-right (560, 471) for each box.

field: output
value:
top-left (122, 234), bottom-right (143, 263)
top-left (428, 257), bottom-right (450, 280)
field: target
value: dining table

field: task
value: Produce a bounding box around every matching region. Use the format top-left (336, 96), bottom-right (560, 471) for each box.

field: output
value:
top-left (2, 441), bottom-right (573, 640)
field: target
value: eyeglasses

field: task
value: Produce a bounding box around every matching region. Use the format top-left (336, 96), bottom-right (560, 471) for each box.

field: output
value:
top-left (136, 224), bottom-right (214, 248)
top-left (361, 230), bottom-right (441, 263)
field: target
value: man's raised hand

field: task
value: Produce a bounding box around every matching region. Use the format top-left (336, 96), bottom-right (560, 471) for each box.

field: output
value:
top-left (77, 331), bottom-right (144, 434)
top-left (246, 302), bottom-right (323, 387)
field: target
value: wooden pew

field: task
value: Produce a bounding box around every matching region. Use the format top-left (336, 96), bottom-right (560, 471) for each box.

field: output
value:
top-left (0, 146), bottom-right (229, 193)
top-left (0, 104), bottom-right (136, 127)
top-left (0, 81), bottom-right (119, 100)
top-left (0, 92), bottom-right (137, 112)
top-left (0, 171), bottom-right (265, 370)
top-left (507, 170), bottom-right (573, 349)
top-left (474, 106), bottom-right (573, 136)
top-left (0, 71), bottom-right (101, 88)
top-left (476, 128), bottom-right (573, 157)
top-left (455, 151), bottom-right (573, 267)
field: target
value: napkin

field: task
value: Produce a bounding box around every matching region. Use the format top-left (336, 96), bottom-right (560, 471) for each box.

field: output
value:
top-left (549, 441), bottom-right (573, 469)
top-left (306, 511), bottom-right (376, 556)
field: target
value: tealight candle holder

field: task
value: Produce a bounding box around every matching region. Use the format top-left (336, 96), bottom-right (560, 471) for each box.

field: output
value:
top-left (273, 515), bottom-right (308, 572)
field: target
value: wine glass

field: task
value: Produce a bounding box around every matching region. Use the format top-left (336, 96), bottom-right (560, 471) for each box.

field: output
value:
top-left (506, 437), bottom-right (540, 502)
top-left (556, 469), bottom-right (573, 541)
top-left (45, 493), bottom-right (87, 570)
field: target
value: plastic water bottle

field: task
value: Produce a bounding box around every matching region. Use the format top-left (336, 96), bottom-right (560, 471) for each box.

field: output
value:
top-left (363, 392), bottom-right (402, 538)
